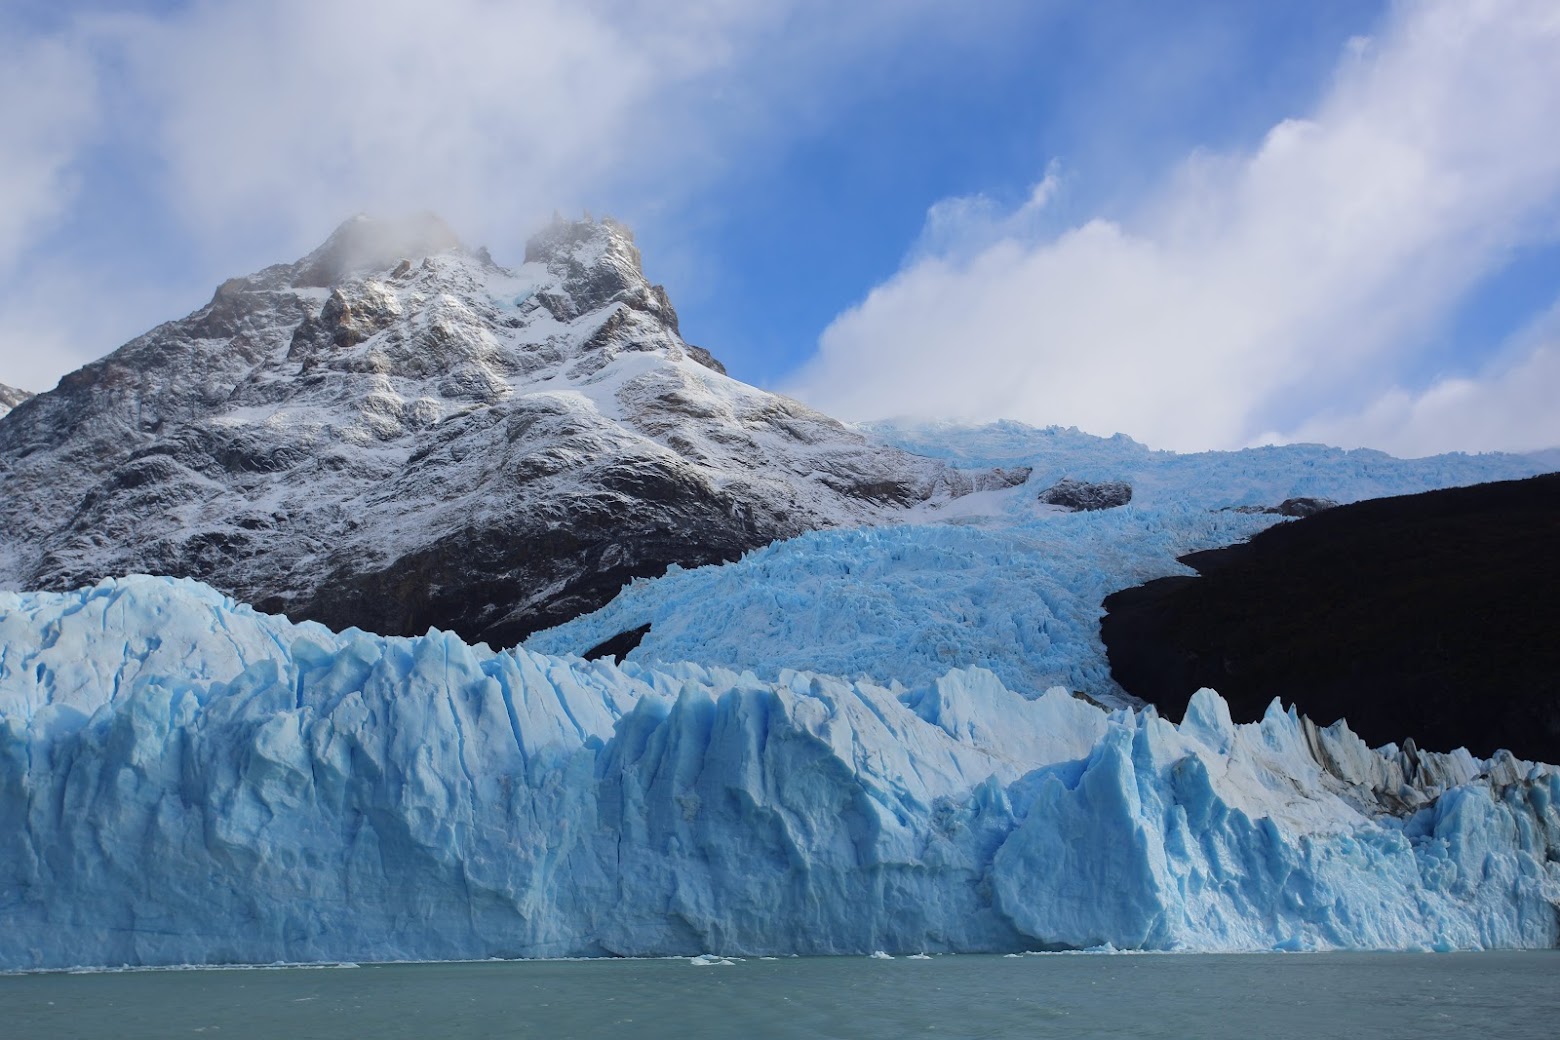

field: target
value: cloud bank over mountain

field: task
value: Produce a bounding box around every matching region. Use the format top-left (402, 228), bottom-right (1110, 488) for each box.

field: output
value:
top-left (0, 0), bottom-right (1015, 392)
top-left (3, 0), bottom-right (1557, 457)
top-left (790, 0), bottom-right (1560, 455)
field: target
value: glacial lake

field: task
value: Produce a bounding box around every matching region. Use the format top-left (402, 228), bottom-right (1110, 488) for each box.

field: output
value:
top-left (2, 951), bottom-right (1555, 1039)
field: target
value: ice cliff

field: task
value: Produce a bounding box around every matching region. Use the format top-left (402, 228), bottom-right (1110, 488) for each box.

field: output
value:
top-left (2, 576), bottom-right (1555, 970)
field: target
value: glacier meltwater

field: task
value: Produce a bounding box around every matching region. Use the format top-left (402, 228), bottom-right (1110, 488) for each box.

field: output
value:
top-left (1, 576), bottom-right (1556, 970)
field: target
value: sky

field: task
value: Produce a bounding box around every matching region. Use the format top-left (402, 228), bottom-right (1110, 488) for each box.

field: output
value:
top-left (2, 0), bottom-right (1558, 456)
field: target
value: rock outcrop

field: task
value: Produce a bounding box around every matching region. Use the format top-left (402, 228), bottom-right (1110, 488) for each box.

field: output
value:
top-left (1228, 496), bottom-right (1339, 517)
top-left (1101, 474), bottom-right (1560, 762)
top-left (0, 382), bottom-right (31, 421)
top-left (1037, 477), bottom-right (1133, 511)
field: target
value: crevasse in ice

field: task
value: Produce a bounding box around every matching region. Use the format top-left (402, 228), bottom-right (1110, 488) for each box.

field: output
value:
top-left (1, 576), bottom-right (1555, 969)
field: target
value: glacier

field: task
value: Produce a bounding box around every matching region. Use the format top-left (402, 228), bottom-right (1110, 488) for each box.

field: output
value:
top-left (527, 427), bottom-right (1558, 701)
top-left (2, 576), bottom-right (1556, 970)
top-left (526, 508), bottom-right (1277, 700)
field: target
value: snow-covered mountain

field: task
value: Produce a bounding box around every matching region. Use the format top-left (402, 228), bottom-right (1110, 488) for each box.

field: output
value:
top-left (0, 382), bottom-right (31, 421)
top-left (0, 215), bottom-right (1012, 645)
top-left (1, 575), bottom-right (1555, 969)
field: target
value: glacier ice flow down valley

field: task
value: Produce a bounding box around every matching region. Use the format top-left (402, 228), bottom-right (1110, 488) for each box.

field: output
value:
top-left (1, 574), bottom-right (1556, 970)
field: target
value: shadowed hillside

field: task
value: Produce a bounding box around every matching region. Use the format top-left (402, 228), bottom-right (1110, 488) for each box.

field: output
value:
top-left (1102, 473), bottom-right (1560, 762)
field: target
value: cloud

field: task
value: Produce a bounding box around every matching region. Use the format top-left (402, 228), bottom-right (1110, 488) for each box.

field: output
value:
top-left (787, 0), bottom-right (1560, 454)
top-left (0, 0), bottom-right (1032, 392)
top-left (910, 163), bottom-right (1062, 264)
top-left (1270, 299), bottom-right (1560, 457)
top-left (0, 29), bottom-right (98, 273)
top-left (97, 0), bottom-right (1002, 260)
top-left (99, 0), bottom-right (758, 251)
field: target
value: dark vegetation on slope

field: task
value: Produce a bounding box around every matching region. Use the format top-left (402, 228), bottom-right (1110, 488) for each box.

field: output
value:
top-left (1102, 473), bottom-right (1560, 762)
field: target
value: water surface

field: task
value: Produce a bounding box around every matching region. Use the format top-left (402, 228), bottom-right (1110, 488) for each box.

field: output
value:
top-left (2, 951), bottom-right (1555, 1039)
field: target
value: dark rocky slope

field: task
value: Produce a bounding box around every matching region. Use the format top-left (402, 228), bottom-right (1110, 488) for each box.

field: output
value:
top-left (1102, 473), bottom-right (1560, 762)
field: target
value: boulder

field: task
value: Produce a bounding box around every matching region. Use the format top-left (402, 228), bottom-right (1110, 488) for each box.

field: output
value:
top-left (1038, 477), bottom-right (1133, 512)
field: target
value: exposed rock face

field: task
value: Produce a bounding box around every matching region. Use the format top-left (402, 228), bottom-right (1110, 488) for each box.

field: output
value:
top-left (1101, 474), bottom-right (1560, 762)
top-left (0, 382), bottom-right (32, 420)
top-left (1037, 477), bottom-right (1133, 511)
top-left (0, 214), bottom-right (990, 645)
top-left (1271, 496), bottom-right (1338, 517)
top-left (1229, 496), bottom-right (1339, 518)
top-left (583, 622), bottom-right (653, 662)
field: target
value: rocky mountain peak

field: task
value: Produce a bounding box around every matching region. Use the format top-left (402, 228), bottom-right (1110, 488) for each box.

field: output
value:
top-left (293, 212), bottom-right (464, 289)
top-left (522, 214), bottom-right (676, 330)
top-left (0, 212), bottom-right (999, 646)
top-left (524, 213), bottom-right (638, 269)
top-left (0, 381), bottom-right (34, 420)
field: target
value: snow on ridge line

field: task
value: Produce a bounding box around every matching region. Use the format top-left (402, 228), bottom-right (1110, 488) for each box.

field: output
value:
top-left (0, 574), bottom-right (1556, 969)
top-left (859, 418), bottom-right (1557, 507)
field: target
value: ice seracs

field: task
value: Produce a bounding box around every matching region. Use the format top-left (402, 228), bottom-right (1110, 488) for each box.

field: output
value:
top-left (0, 576), bottom-right (1554, 969)
top-left (526, 425), bottom-right (1555, 704)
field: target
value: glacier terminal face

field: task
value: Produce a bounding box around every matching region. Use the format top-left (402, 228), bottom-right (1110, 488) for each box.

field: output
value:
top-left (2, 576), bottom-right (1555, 969)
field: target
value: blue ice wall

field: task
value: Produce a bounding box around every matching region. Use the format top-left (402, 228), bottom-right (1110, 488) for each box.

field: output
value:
top-left (2, 577), bottom-right (1555, 969)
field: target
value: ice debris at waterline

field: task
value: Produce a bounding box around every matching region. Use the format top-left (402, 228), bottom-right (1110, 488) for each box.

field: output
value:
top-left (2, 576), bottom-right (1557, 969)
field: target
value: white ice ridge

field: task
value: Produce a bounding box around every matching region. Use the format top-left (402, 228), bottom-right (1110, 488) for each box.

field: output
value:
top-left (2, 576), bottom-right (1555, 969)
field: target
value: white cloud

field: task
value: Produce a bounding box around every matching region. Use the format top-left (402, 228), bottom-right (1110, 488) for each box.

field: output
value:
top-left (1270, 300), bottom-right (1560, 457)
top-left (96, 0), bottom-right (999, 261)
top-left (0, 0), bottom-right (1030, 393)
top-left (0, 31), bottom-right (98, 273)
top-left (99, 0), bottom-right (760, 253)
top-left (788, 0), bottom-right (1560, 454)
top-left (911, 164), bottom-right (1062, 263)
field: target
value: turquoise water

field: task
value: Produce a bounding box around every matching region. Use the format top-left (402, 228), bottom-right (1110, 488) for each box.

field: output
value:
top-left (2, 952), bottom-right (1555, 1039)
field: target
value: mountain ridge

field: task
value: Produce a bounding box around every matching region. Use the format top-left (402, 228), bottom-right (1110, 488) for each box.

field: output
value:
top-left (0, 382), bottom-right (30, 421)
top-left (0, 214), bottom-right (1012, 645)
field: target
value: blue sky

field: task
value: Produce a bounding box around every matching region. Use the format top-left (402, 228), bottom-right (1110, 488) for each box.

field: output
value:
top-left (2, 0), bottom-right (1558, 455)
